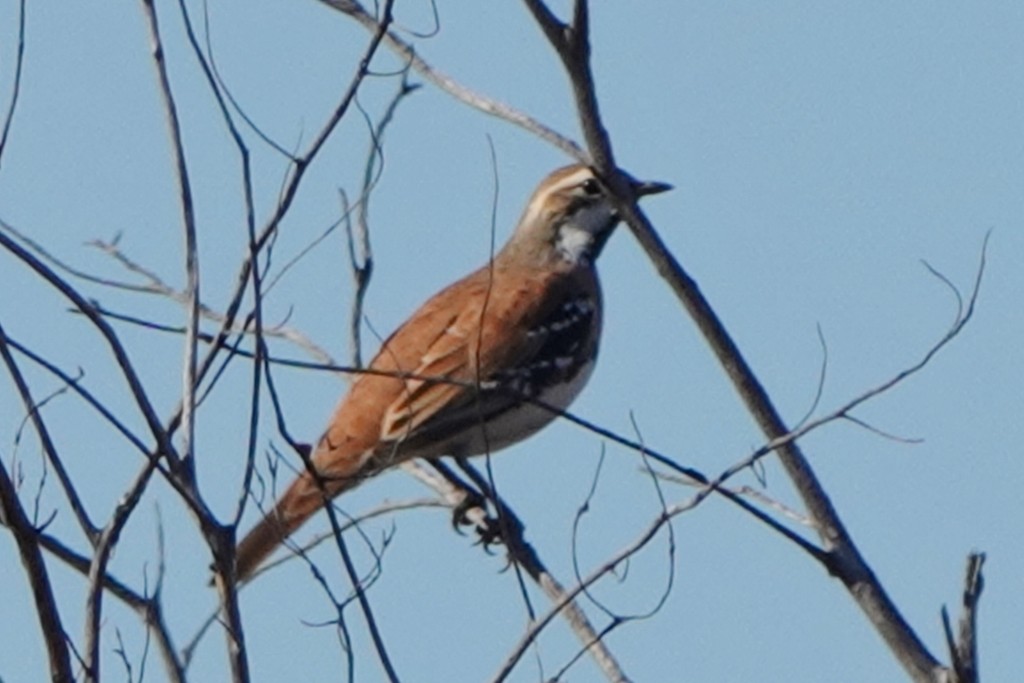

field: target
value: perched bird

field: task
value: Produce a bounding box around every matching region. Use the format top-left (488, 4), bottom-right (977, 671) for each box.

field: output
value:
top-left (234, 164), bottom-right (670, 582)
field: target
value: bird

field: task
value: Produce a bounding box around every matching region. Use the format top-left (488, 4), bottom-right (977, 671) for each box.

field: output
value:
top-left (234, 163), bottom-right (670, 582)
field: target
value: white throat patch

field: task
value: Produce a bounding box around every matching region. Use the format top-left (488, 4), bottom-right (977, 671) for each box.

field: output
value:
top-left (556, 225), bottom-right (595, 264)
top-left (554, 201), bottom-right (616, 264)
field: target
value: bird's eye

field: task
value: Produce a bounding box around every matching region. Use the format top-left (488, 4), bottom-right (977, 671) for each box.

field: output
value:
top-left (579, 178), bottom-right (601, 196)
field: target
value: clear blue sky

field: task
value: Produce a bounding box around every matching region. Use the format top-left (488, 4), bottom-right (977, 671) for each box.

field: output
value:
top-left (0, 2), bottom-right (1021, 682)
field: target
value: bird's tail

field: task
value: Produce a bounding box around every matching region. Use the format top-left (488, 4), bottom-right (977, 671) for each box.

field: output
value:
top-left (234, 469), bottom-right (356, 583)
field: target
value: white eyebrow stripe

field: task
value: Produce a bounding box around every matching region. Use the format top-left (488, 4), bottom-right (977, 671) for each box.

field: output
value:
top-left (523, 168), bottom-right (594, 215)
top-left (544, 167), bottom-right (594, 194)
top-left (516, 166), bottom-right (598, 230)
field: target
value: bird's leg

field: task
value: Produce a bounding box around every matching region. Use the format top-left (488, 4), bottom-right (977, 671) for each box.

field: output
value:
top-left (426, 459), bottom-right (503, 547)
top-left (453, 457), bottom-right (523, 551)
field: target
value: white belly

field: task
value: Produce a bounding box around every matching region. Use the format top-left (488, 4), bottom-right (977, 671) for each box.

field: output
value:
top-left (458, 357), bottom-right (596, 456)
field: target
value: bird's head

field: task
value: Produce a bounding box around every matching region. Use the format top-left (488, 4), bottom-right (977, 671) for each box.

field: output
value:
top-left (505, 164), bottom-right (671, 267)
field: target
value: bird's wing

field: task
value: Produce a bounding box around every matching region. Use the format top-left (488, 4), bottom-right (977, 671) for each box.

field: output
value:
top-left (375, 266), bottom-right (565, 445)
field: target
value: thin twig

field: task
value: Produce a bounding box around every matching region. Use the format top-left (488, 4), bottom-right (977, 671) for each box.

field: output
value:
top-left (492, 503), bottom-right (675, 682)
top-left (345, 72), bottom-right (416, 367)
top-left (82, 456), bottom-right (165, 683)
top-left (138, 0), bottom-right (202, 486)
top-left (0, 0), bottom-right (27, 169)
top-left (34, 531), bottom-right (186, 683)
top-left (316, 0), bottom-right (585, 159)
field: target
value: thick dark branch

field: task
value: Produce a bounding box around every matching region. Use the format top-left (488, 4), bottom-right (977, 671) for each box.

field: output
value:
top-left (208, 522), bottom-right (249, 683)
top-left (521, 0), bottom-right (565, 47)
top-left (0, 452), bottom-right (73, 681)
top-left (942, 552), bottom-right (985, 683)
top-left (631, 95), bottom-right (945, 683)
top-left (522, 0), bottom-right (611, 171)
top-left (522, 3), bottom-right (952, 681)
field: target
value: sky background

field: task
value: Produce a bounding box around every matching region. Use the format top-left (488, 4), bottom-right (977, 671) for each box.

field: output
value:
top-left (0, 2), bottom-right (1021, 682)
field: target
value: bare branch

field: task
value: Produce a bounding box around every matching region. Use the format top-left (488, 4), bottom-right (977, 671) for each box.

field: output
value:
top-left (248, 286), bottom-right (404, 682)
top-left (138, 0), bottom-right (202, 489)
top-left (942, 552), bottom-right (985, 683)
top-left (571, 417), bottom-right (676, 625)
top-left (197, 1), bottom-right (296, 160)
top-left (82, 455), bottom-right (167, 683)
top-left (319, 493), bottom-right (402, 682)
top-left (520, 3), bottom-right (980, 680)
top-left (0, 224), bottom-right (182, 483)
top-left (182, 497), bottom-right (432, 672)
top-left (0, 404), bottom-right (73, 683)
top-left (345, 72), bottom-right (416, 368)
top-left (414, 460), bottom-right (633, 683)
top-left (0, 0), bottom-right (26, 169)
top-left (3, 333), bottom-right (160, 465)
top-left (316, 0), bottom-right (585, 159)
top-left (0, 320), bottom-right (97, 540)
top-left (522, 0), bottom-right (612, 171)
top-left (492, 502), bottom-right (675, 682)
top-left (166, 0), bottom-right (398, 434)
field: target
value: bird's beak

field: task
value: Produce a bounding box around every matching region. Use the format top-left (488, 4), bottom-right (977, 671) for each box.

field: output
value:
top-left (632, 179), bottom-right (673, 197)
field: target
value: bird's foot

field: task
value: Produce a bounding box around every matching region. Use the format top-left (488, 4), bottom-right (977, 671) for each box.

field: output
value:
top-left (449, 490), bottom-right (505, 551)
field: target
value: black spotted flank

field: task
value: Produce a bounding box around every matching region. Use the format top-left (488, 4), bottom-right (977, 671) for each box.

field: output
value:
top-left (493, 296), bottom-right (597, 397)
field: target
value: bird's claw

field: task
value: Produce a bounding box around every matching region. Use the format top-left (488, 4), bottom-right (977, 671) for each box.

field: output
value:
top-left (449, 490), bottom-right (505, 550)
top-left (474, 519), bottom-right (505, 551)
top-left (450, 488), bottom-right (488, 532)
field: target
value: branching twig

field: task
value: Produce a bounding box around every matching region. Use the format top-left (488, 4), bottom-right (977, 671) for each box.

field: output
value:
top-left (34, 532), bottom-right (185, 683)
top-left (492, 501), bottom-right (679, 682)
top-left (0, 321), bottom-right (97, 540)
top-left (82, 455), bottom-right (167, 682)
top-left (0, 224), bottom-right (181, 472)
top-left (0, 381), bottom-right (73, 683)
top-left (345, 72), bottom-right (417, 368)
top-left (942, 552), bottom-right (985, 683)
top-left (316, 0), bottom-right (584, 159)
top-left (411, 460), bottom-right (633, 683)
